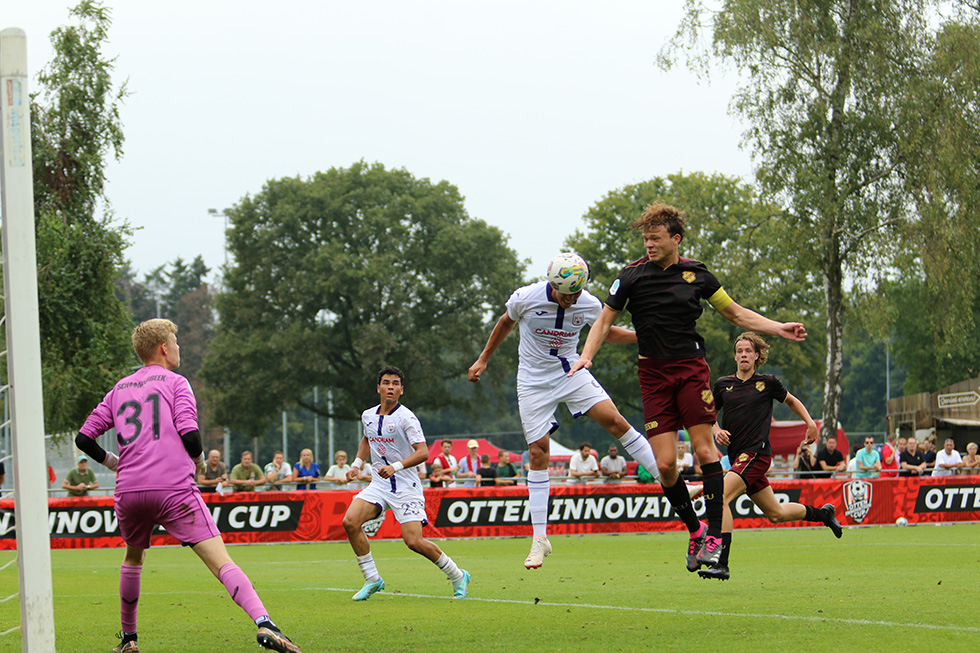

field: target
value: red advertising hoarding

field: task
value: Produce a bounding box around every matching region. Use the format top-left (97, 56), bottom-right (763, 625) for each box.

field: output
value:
top-left (1, 476), bottom-right (976, 550)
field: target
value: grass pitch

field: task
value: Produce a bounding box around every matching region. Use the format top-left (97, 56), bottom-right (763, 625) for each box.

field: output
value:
top-left (1, 523), bottom-right (977, 652)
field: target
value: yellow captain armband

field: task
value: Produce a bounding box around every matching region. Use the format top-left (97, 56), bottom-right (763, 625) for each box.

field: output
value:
top-left (707, 287), bottom-right (735, 312)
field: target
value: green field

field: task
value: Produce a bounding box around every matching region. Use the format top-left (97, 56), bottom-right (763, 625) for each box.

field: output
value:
top-left (1, 523), bottom-right (977, 652)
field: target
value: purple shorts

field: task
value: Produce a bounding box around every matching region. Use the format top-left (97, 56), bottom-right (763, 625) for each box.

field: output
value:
top-left (115, 487), bottom-right (220, 549)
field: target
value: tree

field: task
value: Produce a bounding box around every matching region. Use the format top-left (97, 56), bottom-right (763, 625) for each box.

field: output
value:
top-left (25, 0), bottom-right (134, 433)
top-left (662, 0), bottom-right (980, 441)
top-left (202, 161), bottom-right (525, 437)
top-left (565, 172), bottom-right (825, 414)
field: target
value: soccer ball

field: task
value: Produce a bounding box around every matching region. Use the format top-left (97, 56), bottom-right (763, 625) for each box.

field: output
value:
top-left (546, 252), bottom-right (590, 294)
top-left (895, 517), bottom-right (908, 526)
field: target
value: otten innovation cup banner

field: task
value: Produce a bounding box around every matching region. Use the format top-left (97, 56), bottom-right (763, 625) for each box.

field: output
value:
top-left (0, 476), bottom-right (976, 549)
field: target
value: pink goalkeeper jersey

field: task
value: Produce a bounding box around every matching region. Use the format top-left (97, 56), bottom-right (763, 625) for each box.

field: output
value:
top-left (80, 364), bottom-right (199, 494)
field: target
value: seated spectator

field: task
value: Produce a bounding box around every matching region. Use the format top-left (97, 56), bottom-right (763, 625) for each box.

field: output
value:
top-left (880, 433), bottom-right (900, 476)
top-left (676, 441), bottom-right (694, 478)
top-left (793, 441), bottom-right (817, 478)
top-left (62, 455), bottom-right (98, 497)
top-left (815, 436), bottom-right (845, 478)
top-left (229, 450), bottom-right (265, 491)
top-left (428, 459), bottom-right (452, 488)
top-left (568, 443), bottom-right (599, 484)
top-left (932, 438), bottom-right (964, 476)
top-left (324, 450), bottom-right (352, 485)
top-left (198, 449), bottom-right (228, 493)
top-left (899, 437), bottom-right (927, 477)
top-left (430, 440), bottom-right (458, 487)
top-left (854, 437), bottom-right (882, 478)
top-left (495, 451), bottom-right (519, 486)
top-left (0, 459), bottom-right (5, 485)
top-left (962, 442), bottom-right (980, 474)
top-left (600, 445), bottom-right (628, 482)
top-left (457, 440), bottom-right (482, 488)
top-left (921, 437), bottom-right (937, 473)
top-left (263, 450), bottom-right (291, 491)
top-left (476, 454), bottom-right (496, 487)
top-left (292, 448), bottom-right (321, 490)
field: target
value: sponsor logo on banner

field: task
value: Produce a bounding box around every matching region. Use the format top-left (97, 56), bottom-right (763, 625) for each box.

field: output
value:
top-left (914, 484), bottom-right (980, 512)
top-left (842, 480), bottom-right (873, 522)
top-left (0, 500), bottom-right (303, 539)
top-left (433, 490), bottom-right (802, 527)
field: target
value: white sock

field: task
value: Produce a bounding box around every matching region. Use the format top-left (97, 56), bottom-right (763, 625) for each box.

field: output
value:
top-left (527, 469), bottom-right (550, 538)
top-left (620, 428), bottom-right (659, 480)
top-left (435, 552), bottom-right (463, 582)
top-left (356, 552), bottom-right (380, 582)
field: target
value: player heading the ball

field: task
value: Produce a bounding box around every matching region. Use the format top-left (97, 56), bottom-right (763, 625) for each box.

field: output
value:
top-left (469, 252), bottom-right (702, 569)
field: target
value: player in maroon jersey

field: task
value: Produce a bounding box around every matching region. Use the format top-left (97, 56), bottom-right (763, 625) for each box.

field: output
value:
top-left (700, 332), bottom-right (841, 580)
top-left (571, 201), bottom-right (808, 573)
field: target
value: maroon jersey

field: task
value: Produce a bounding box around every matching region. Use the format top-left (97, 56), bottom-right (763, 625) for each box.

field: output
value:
top-left (605, 255), bottom-right (727, 360)
top-left (712, 372), bottom-right (787, 459)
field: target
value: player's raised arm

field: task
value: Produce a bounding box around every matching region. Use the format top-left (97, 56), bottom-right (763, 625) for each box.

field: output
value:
top-left (469, 312), bottom-right (517, 382)
top-left (568, 305), bottom-right (621, 376)
top-left (784, 392), bottom-right (818, 444)
top-left (717, 301), bottom-right (807, 342)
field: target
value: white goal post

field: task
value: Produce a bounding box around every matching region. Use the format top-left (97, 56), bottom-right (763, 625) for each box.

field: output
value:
top-left (0, 27), bottom-right (57, 653)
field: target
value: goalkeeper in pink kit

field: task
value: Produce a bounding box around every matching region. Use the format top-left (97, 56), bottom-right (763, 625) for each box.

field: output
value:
top-left (76, 319), bottom-right (301, 653)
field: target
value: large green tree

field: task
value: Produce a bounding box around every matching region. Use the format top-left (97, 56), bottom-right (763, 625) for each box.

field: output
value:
top-left (26, 0), bottom-right (134, 433)
top-left (663, 0), bottom-right (980, 440)
top-left (202, 161), bottom-right (525, 437)
top-left (565, 172), bottom-right (824, 414)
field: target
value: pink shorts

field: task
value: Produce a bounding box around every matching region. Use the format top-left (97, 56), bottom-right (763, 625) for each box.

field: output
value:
top-left (115, 487), bottom-right (220, 549)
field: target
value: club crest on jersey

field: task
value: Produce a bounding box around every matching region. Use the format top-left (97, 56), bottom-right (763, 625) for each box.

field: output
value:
top-left (572, 314), bottom-right (584, 326)
top-left (756, 381), bottom-right (765, 392)
top-left (682, 271), bottom-right (696, 283)
top-left (387, 424), bottom-right (396, 433)
top-left (843, 479), bottom-right (873, 523)
top-left (701, 390), bottom-right (713, 405)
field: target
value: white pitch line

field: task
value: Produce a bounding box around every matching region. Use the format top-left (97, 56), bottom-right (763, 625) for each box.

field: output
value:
top-left (304, 587), bottom-right (980, 634)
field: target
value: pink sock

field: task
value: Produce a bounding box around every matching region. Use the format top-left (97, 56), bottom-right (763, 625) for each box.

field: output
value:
top-left (217, 562), bottom-right (268, 622)
top-left (120, 563), bottom-right (142, 632)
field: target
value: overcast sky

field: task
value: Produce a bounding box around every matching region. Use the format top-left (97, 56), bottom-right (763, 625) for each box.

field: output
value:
top-left (7, 1), bottom-right (753, 284)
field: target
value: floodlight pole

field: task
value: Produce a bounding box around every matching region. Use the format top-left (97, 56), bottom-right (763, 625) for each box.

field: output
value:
top-left (0, 28), bottom-right (57, 653)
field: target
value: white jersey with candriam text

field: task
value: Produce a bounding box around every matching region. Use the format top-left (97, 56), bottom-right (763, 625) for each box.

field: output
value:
top-left (506, 280), bottom-right (602, 382)
top-left (360, 402), bottom-right (426, 491)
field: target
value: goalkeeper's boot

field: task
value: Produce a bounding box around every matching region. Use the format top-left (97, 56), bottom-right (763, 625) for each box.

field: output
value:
top-left (523, 536), bottom-right (552, 569)
top-left (452, 570), bottom-right (471, 599)
top-left (352, 577), bottom-right (385, 601)
top-left (112, 632), bottom-right (138, 652)
top-left (257, 625), bottom-right (302, 653)
top-left (821, 503), bottom-right (843, 538)
top-left (686, 521), bottom-right (708, 572)
top-left (698, 564), bottom-right (731, 581)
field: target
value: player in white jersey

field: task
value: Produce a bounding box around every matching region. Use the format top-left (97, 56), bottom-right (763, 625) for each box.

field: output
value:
top-left (469, 253), bottom-right (701, 569)
top-left (342, 366), bottom-right (471, 601)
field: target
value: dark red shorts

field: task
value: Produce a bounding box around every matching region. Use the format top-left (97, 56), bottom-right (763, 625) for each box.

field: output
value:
top-left (638, 357), bottom-right (716, 436)
top-left (728, 451), bottom-right (772, 496)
